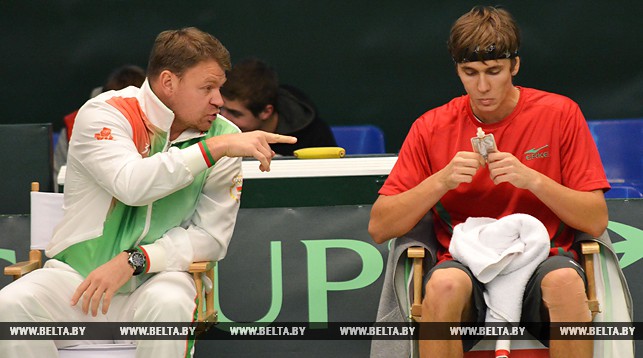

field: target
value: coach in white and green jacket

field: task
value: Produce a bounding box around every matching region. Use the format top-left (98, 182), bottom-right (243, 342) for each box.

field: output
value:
top-left (0, 27), bottom-right (295, 358)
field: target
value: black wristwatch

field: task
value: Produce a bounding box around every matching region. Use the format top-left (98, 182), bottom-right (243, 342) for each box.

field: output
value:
top-left (124, 249), bottom-right (146, 276)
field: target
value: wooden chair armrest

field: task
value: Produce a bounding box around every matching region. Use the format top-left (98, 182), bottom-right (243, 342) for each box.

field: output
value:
top-left (188, 260), bottom-right (216, 273)
top-left (4, 260), bottom-right (40, 280)
top-left (3, 250), bottom-right (42, 280)
top-left (581, 241), bottom-right (600, 255)
top-left (408, 247), bottom-right (425, 320)
top-left (581, 241), bottom-right (601, 318)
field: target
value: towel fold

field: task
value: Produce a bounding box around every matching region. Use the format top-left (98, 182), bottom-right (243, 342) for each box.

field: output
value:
top-left (449, 213), bottom-right (550, 323)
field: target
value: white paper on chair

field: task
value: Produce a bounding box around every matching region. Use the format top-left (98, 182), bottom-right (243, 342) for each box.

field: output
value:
top-left (30, 191), bottom-right (64, 250)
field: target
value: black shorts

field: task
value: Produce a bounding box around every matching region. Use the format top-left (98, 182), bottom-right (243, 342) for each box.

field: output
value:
top-left (422, 254), bottom-right (586, 350)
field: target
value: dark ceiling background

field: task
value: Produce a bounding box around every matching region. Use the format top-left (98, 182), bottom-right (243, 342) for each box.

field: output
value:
top-left (1, 0), bottom-right (641, 152)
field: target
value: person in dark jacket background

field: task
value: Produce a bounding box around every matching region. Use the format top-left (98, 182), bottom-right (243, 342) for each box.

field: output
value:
top-left (220, 57), bottom-right (337, 156)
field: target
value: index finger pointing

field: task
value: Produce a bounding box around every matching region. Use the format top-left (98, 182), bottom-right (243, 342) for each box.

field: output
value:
top-left (269, 134), bottom-right (297, 144)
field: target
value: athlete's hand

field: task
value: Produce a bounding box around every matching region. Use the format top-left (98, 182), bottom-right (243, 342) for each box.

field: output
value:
top-left (71, 252), bottom-right (134, 316)
top-left (204, 131), bottom-right (297, 172)
top-left (487, 152), bottom-right (538, 189)
top-left (437, 151), bottom-right (485, 190)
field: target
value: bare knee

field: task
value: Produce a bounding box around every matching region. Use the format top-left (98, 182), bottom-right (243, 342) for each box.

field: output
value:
top-left (541, 268), bottom-right (587, 302)
top-left (426, 268), bottom-right (472, 295)
top-left (541, 268), bottom-right (590, 322)
top-left (542, 268), bottom-right (582, 288)
top-left (422, 268), bottom-right (473, 320)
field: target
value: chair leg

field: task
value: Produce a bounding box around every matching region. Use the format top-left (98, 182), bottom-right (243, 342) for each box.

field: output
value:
top-left (408, 247), bottom-right (425, 320)
top-left (581, 242), bottom-right (601, 318)
top-left (193, 272), bottom-right (204, 322)
top-left (205, 267), bottom-right (217, 323)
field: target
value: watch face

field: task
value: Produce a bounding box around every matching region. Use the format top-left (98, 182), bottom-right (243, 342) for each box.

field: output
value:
top-left (130, 252), bottom-right (145, 268)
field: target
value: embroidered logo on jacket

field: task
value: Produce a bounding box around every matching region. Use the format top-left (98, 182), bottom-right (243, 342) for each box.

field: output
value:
top-left (524, 144), bottom-right (549, 160)
top-left (229, 175), bottom-right (243, 202)
top-left (94, 127), bottom-right (114, 140)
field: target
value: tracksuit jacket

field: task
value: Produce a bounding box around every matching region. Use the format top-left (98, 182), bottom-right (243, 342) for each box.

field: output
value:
top-left (46, 79), bottom-right (242, 292)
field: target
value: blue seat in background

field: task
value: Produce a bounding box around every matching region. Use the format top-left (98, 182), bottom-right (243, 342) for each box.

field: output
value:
top-left (53, 130), bottom-right (60, 149)
top-left (331, 125), bottom-right (386, 155)
top-left (587, 118), bottom-right (643, 199)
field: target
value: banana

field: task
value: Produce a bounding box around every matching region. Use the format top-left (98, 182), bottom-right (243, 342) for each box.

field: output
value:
top-left (293, 147), bottom-right (346, 159)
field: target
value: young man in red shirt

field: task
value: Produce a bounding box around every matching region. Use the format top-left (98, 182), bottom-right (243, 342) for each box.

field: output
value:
top-left (369, 6), bottom-right (608, 357)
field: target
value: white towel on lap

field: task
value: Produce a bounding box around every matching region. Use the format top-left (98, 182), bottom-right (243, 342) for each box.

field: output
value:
top-left (449, 213), bottom-right (550, 323)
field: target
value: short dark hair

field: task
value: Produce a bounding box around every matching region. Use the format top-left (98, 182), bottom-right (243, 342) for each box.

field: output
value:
top-left (147, 27), bottom-right (231, 80)
top-left (103, 65), bottom-right (145, 91)
top-left (220, 58), bottom-right (279, 116)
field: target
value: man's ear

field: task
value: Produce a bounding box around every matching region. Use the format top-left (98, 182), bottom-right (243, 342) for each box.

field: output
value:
top-left (511, 57), bottom-right (521, 76)
top-left (258, 104), bottom-right (275, 121)
top-left (158, 70), bottom-right (176, 96)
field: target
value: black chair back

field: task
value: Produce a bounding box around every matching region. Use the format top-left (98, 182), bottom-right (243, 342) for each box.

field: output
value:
top-left (0, 123), bottom-right (53, 214)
